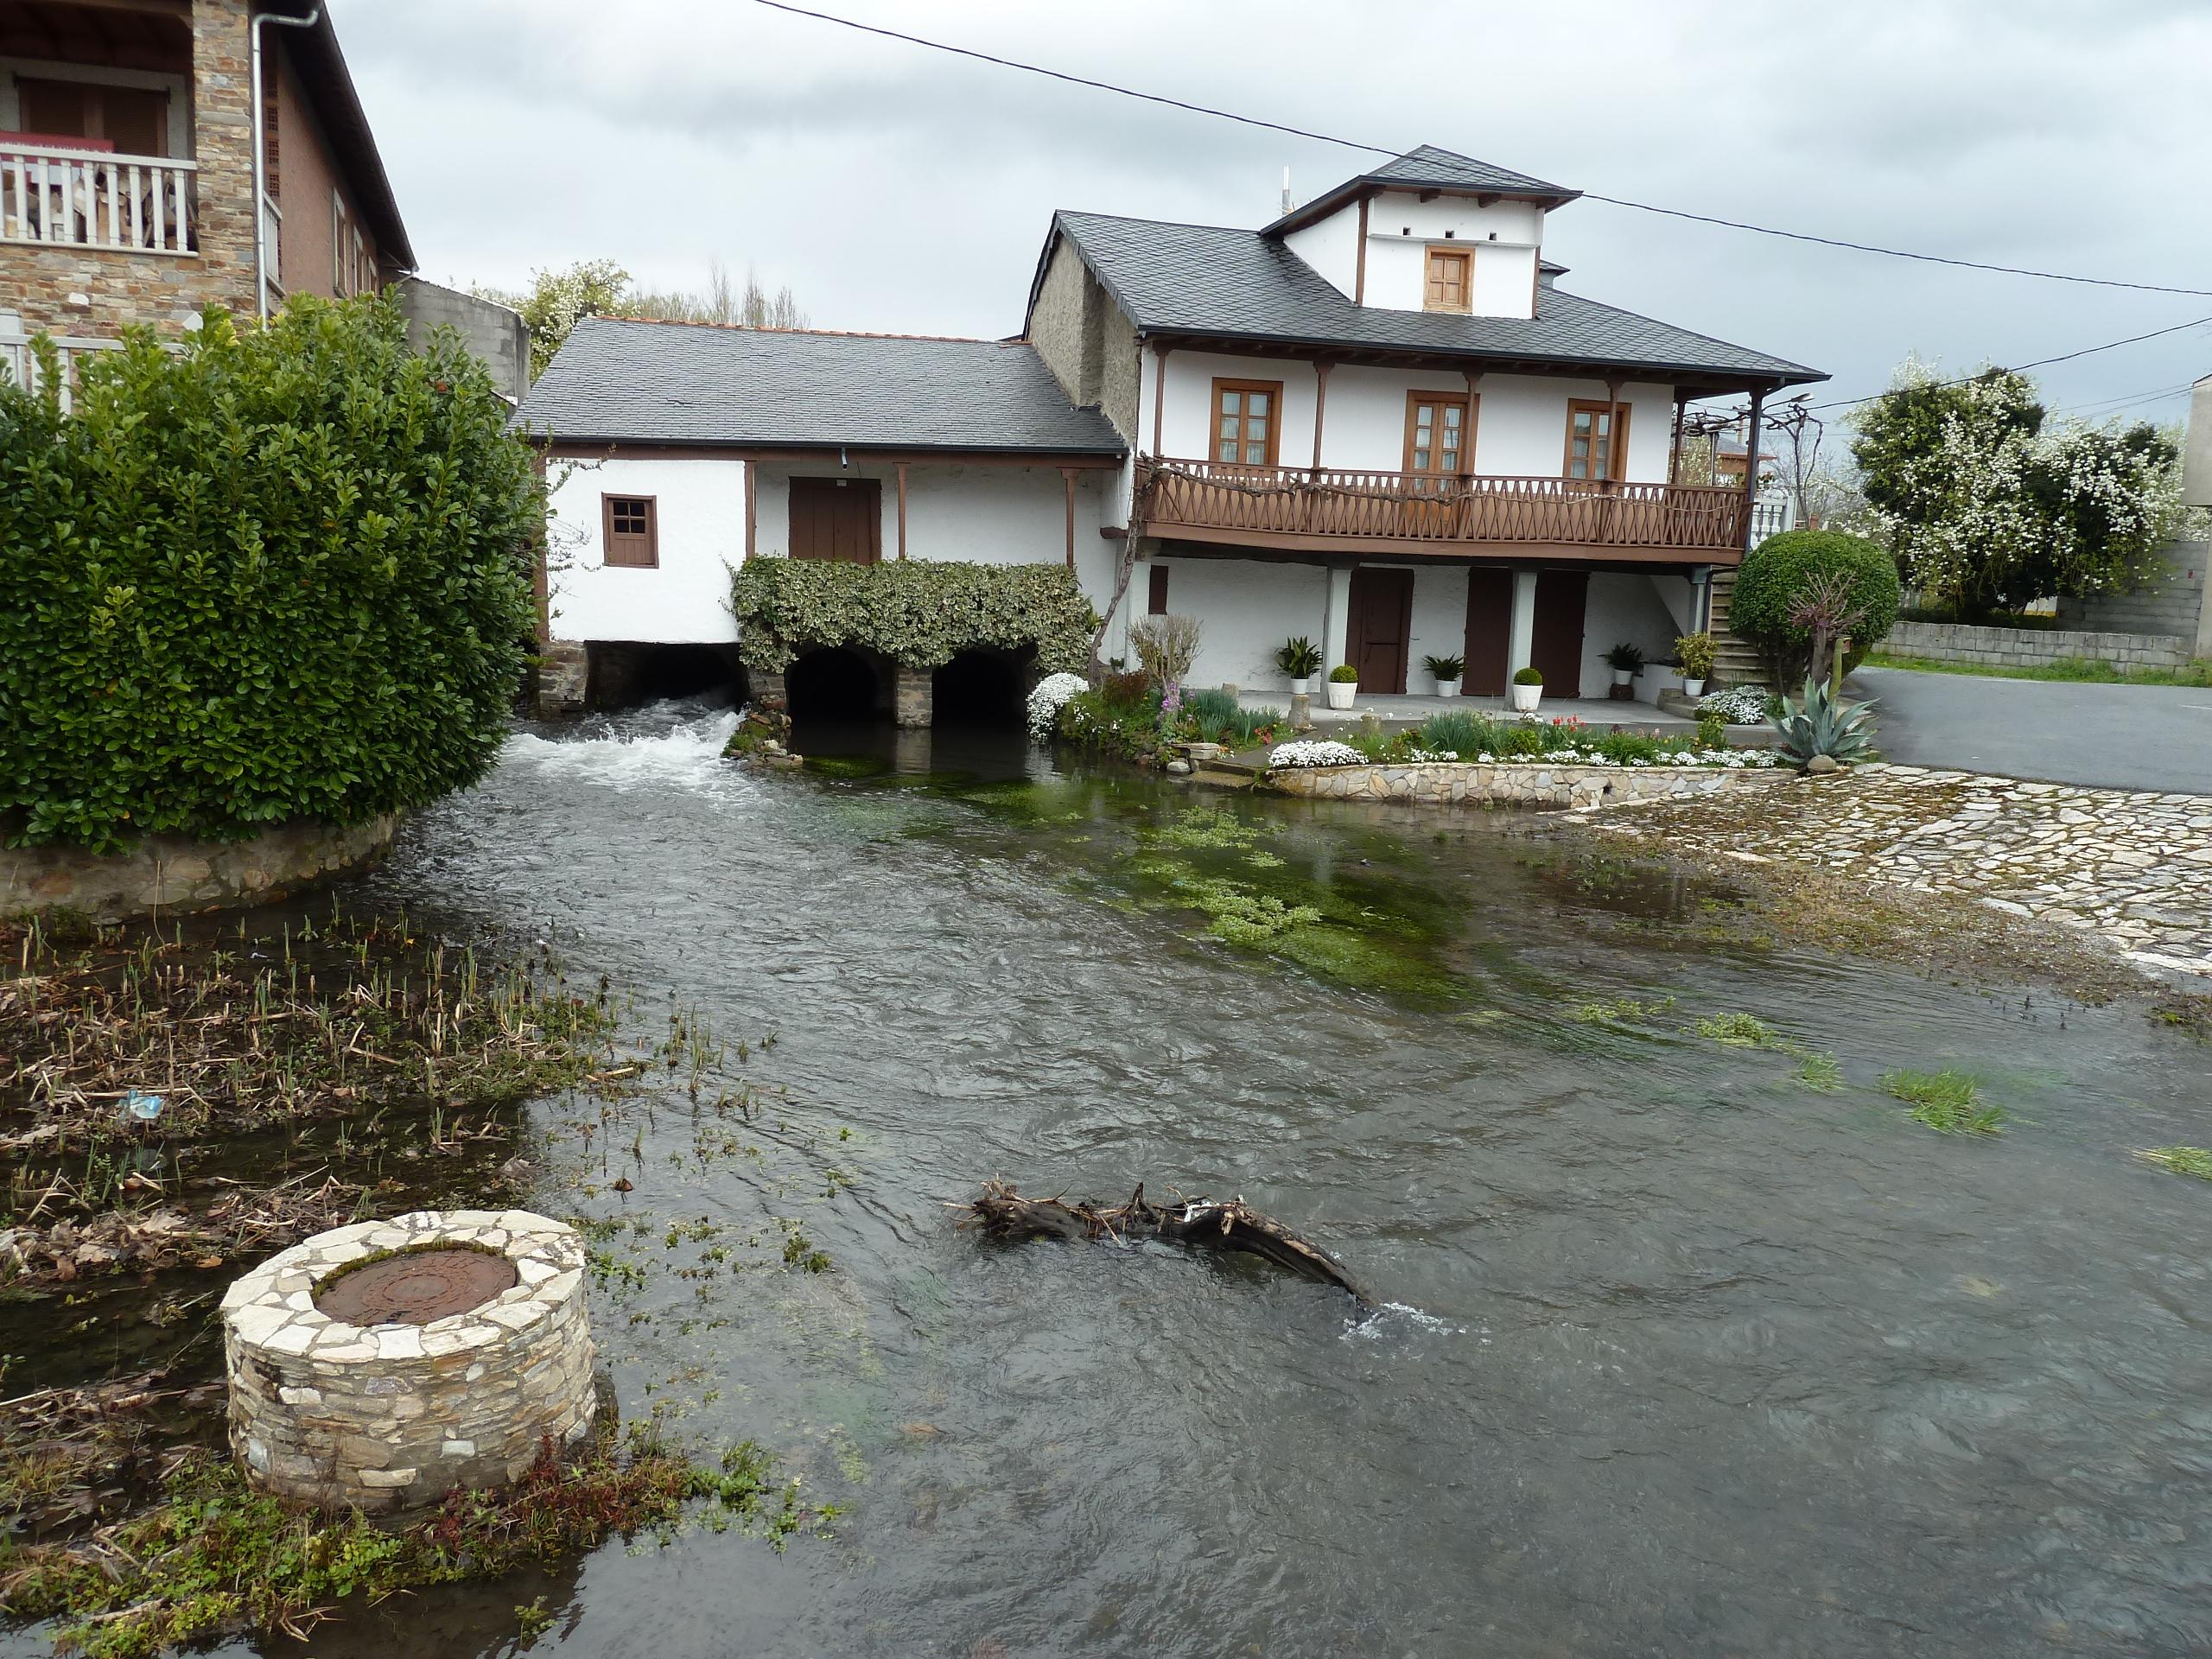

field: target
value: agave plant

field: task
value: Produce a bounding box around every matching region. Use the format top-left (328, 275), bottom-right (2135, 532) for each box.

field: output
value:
top-left (1772, 675), bottom-right (1878, 764)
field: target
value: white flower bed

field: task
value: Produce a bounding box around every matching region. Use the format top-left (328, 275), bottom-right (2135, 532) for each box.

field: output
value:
top-left (1025, 671), bottom-right (1090, 741)
top-left (1697, 684), bottom-right (1771, 725)
top-left (1268, 740), bottom-right (1368, 769)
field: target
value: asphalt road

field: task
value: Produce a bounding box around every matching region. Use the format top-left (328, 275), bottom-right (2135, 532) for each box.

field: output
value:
top-left (1852, 666), bottom-right (2212, 793)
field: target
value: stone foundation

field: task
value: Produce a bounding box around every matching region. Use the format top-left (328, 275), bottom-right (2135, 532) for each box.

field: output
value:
top-left (0, 815), bottom-right (400, 925)
top-left (536, 641), bottom-right (588, 717)
top-left (1262, 761), bottom-right (1789, 810)
top-left (223, 1209), bottom-right (596, 1513)
top-left (895, 664), bottom-right (932, 728)
top-left (1885, 619), bottom-right (2192, 673)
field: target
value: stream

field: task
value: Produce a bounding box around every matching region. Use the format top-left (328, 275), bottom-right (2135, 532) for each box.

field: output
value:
top-left (13, 696), bottom-right (2212, 1657)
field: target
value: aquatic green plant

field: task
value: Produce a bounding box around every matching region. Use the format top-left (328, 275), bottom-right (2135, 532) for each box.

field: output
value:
top-left (1794, 1052), bottom-right (1843, 1091)
top-left (1146, 806), bottom-right (1264, 851)
top-left (2135, 1146), bottom-right (2212, 1180)
top-left (1569, 995), bottom-right (1677, 1025)
top-left (1885, 1069), bottom-right (2004, 1135)
top-left (1696, 1011), bottom-right (1776, 1047)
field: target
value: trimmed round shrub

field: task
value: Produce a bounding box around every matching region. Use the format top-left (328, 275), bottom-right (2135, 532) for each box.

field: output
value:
top-left (0, 296), bottom-right (538, 852)
top-left (1729, 529), bottom-right (1902, 679)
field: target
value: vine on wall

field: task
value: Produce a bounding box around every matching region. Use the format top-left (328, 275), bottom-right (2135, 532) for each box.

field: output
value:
top-left (729, 558), bottom-right (1096, 677)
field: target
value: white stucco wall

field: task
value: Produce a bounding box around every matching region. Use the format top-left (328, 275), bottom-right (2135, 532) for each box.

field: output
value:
top-left (1282, 207), bottom-right (1360, 302)
top-left (1582, 573), bottom-right (1693, 703)
top-left (1141, 556), bottom-right (1329, 690)
top-left (548, 454), bottom-right (1116, 646)
top-left (544, 456), bottom-right (744, 645)
top-left (1285, 190), bottom-right (1544, 316)
top-left (1149, 350), bottom-right (1676, 483)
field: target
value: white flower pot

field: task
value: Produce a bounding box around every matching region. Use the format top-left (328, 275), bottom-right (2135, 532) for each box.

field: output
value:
top-left (1611, 668), bottom-right (1634, 688)
top-left (1681, 677), bottom-right (1706, 698)
top-left (1509, 683), bottom-right (1542, 713)
top-left (1290, 677), bottom-right (1311, 696)
top-left (1434, 678), bottom-right (1461, 698)
top-left (1326, 681), bottom-right (1357, 710)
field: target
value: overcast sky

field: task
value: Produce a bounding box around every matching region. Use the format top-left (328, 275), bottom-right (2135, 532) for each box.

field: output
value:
top-left (330, 0), bottom-right (2212, 431)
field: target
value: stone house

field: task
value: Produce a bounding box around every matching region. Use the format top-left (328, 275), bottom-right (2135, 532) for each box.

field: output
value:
top-left (519, 143), bottom-right (1825, 715)
top-left (2, 1), bottom-right (524, 399)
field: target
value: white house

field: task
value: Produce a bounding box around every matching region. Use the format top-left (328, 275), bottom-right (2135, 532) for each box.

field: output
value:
top-left (519, 143), bottom-right (1823, 716)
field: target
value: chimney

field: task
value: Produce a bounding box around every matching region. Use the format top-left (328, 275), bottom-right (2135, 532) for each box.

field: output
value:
top-left (1280, 167), bottom-right (1292, 217)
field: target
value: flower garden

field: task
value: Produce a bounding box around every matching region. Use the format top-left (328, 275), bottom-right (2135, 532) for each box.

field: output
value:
top-left (1265, 710), bottom-right (1784, 772)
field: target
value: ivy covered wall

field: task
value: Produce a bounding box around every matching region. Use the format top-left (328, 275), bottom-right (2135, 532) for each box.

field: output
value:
top-left (729, 559), bottom-right (1096, 677)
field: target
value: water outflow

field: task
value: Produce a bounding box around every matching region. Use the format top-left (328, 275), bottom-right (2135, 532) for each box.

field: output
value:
top-left (335, 702), bottom-right (2212, 1659)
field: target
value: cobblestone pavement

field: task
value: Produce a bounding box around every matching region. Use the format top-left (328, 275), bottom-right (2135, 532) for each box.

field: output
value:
top-left (1573, 762), bottom-right (2212, 984)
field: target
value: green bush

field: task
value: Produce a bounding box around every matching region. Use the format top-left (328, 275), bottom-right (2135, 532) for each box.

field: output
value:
top-left (1328, 664), bottom-right (1358, 683)
top-left (1511, 665), bottom-right (1543, 686)
top-left (729, 556), bottom-right (1095, 677)
top-left (1730, 529), bottom-right (1902, 682)
top-left (0, 298), bottom-right (537, 852)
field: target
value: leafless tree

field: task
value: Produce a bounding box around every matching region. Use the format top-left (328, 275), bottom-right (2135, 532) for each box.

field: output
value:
top-left (1785, 570), bottom-right (1869, 686)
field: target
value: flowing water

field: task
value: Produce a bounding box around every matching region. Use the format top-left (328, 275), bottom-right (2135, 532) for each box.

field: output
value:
top-left (17, 699), bottom-right (2212, 1657)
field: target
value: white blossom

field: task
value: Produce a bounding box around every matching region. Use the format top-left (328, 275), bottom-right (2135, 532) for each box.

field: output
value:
top-left (1025, 671), bottom-right (1090, 742)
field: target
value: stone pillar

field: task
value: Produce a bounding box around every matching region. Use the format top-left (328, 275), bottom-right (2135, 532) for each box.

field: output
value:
top-left (194, 0), bottom-right (261, 308)
top-left (748, 668), bottom-right (787, 712)
top-left (1322, 566), bottom-right (1354, 676)
top-left (1508, 569), bottom-right (1539, 676)
top-left (535, 641), bottom-right (588, 719)
top-left (894, 664), bottom-right (932, 728)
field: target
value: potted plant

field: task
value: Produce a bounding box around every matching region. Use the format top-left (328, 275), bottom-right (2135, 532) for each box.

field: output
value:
top-left (1604, 642), bottom-right (1645, 701)
top-left (1422, 652), bottom-right (1465, 698)
top-left (1276, 635), bottom-right (1323, 696)
top-left (1326, 663), bottom-right (1359, 710)
top-left (1509, 664), bottom-right (1543, 714)
top-left (1675, 632), bottom-right (1715, 699)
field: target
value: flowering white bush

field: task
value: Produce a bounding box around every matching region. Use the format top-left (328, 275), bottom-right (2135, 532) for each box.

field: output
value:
top-left (1698, 684), bottom-right (1770, 725)
top-left (1267, 740), bottom-right (1367, 769)
top-left (1401, 748), bottom-right (1460, 762)
top-left (1025, 671), bottom-right (1090, 742)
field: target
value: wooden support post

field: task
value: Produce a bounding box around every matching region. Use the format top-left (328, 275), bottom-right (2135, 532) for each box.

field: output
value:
top-left (1150, 340), bottom-right (1170, 457)
top-left (742, 460), bottom-right (757, 563)
top-left (1604, 378), bottom-right (1625, 484)
top-left (895, 461), bottom-right (908, 560)
top-left (1060, 467), bottom-right (1077, 568)
top-left (1354, 195), bottom-right (1370, 303)
top-left (1740, 386), bottom-right (1768, 554)
top-left (1310, 360), bottom-right (1332, 472)
top-left (1668, 394), bottom-right (1687, 486)
top-left (1462, 371), bottom-right (1483, 474)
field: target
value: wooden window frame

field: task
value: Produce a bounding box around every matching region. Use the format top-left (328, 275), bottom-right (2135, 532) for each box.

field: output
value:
top-left (1209, 377), bottom-right (1284, 468)
top-left (601, 493), bottom-right (658, 569)
top-left (1401, 390), bottom-right (1477, 479)
top-left (1562, 398), bottom-right (1631, 483)
top-left (1423, 246), bottom-right (1472, 315)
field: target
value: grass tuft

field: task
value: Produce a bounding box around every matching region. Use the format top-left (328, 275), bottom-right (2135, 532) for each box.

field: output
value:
top-left (2135, 1146), bottom-right (2212, 1180)
top-left (1884, 1068), bottom-right (2005, 1135)
top-left (1794, 1052), bottom-right (1843, 1091)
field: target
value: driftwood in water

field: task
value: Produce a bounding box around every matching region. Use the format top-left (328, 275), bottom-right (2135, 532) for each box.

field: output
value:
top-left (957, 1180), bottom-right (1371, 1307)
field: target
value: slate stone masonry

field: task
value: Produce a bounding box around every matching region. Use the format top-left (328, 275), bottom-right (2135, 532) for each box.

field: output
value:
top-left (223, 1209), bottom-right (597, 1513)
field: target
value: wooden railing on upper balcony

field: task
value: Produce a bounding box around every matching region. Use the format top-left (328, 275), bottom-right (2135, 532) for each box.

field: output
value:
top-left (2, 142), bottom-right (197, 255)
top-left (1138, 456), bottom-right (1751, 558)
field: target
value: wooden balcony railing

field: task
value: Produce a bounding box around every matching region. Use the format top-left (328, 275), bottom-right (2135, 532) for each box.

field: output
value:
top-left (2, 143), bottom-right (197, 255)
top-left (1139, 456), bottom-right (1751, 556)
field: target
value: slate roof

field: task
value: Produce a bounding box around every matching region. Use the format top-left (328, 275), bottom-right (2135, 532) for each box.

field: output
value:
top-left (1046, 211), bottom-right (1824, 390)
top-left (517, 317), bottom-right (1127, 454)
top-left (1264, 144), bottom-right (1579, 237)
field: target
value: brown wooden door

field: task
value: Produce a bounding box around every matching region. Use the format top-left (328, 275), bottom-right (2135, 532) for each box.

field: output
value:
top-left (1464, 568), bottom-right (1511, 696)
top-left (1345, 568), bottom-right (1414, 694)
top-left (1402, 392), bottom-right (1471, 535)
top-left (1531, 570), bottom-right (1588, 697)
top-left (788, 478), bottom-right (881, 563)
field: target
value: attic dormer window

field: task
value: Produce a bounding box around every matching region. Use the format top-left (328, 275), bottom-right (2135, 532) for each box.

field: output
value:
top-left (1424, 248), bottom-right (1471, 315)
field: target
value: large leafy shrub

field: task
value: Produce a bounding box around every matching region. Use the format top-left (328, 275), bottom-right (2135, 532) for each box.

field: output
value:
top-left (0, 298), bottom-right (538, 852)
top-left (730, 557), bottom-right (1096, 676)
top-left (1730, 529), bottom-right (1901, 682)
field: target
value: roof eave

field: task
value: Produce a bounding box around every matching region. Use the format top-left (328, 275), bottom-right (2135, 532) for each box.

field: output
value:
top-left (1262, 177), bottom-right (1582, 240)
top-left (524, 433), bottom-right (1128, 460)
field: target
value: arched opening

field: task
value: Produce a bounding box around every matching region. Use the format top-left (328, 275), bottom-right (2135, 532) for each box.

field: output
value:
top-left (585, 643), bottom-right (741, 710)
top-left (786, 646), bottom-right (884, 723)
top-left (932, 647), bottom-right (1025, 728)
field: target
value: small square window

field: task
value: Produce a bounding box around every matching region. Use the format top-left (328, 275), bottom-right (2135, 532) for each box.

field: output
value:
top-left (602, 494), bottom-right (658, 568)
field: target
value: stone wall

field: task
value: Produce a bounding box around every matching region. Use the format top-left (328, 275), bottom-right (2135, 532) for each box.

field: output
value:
top-left (223, 1210), bottom-right (596, 1513)
top-left (0, 815), bottom-right (398, 925)
top-left (2055, 543), bottom-right (2211, 657)
top-left (1262, 760), bottom-right (1789, 810)
top-left (1885, 619), bottom-right (2192, 674)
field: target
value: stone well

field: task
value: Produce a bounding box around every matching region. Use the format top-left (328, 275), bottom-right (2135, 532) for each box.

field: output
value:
top-left (222, 1209), bottom-right (596, 1513)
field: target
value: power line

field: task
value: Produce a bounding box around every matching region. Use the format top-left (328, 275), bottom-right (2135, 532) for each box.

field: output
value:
top-left (753, 0), bottom-right (2212, 301)
top-left (2053, 381), bottom-right (2195, 416)
top-left (1790, 314), bottom-right (2212, 414)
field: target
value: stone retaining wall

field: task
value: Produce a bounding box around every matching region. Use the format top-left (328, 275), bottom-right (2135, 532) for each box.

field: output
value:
top-left (1262, 761), bottom-right (1789, 810)
top-left (223, 1209), bottom-right (596, 1513)
top-left (0, 816), bottom-right (399, 925)
top-left (1885, 619), bottom-right (2191, 673)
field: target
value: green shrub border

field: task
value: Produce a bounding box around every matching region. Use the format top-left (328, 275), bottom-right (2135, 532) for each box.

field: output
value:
top-left (729, 557), bottom-right (1096, 677)
top-left (1730, 528), bottom-right (1903, 680)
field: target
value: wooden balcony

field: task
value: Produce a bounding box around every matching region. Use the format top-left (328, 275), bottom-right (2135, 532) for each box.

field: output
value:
top-left (1138, 456), bottom-right (1752, 563)
top-left (2, 142), bottom-right (197, 255)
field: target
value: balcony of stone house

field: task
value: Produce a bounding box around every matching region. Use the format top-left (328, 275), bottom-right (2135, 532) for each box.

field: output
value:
top-left (0, 3), bottom-right (200, 257)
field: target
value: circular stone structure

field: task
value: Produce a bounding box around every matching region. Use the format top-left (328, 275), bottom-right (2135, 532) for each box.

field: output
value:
top-left (222, 1209), bottom-right (595, 1512)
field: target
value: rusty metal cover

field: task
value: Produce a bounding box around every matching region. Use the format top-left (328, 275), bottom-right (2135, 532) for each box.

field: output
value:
top-left (315, 1247), bottom-right (518, 1326)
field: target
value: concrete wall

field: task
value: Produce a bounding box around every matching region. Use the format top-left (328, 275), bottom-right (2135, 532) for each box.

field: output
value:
top-left (397, 277), bottom-right (528, 402)
top-left (1, 814), bottom-right (397, 924)
top-left (1885, 619), bottom-right (2192, 673)
top-left (1146, 347), bottom-right (1675, 480)
top-left (2055, 542), bottom-right (2211, 656)
top-left (2184, 376), bottom-right (2210, 507)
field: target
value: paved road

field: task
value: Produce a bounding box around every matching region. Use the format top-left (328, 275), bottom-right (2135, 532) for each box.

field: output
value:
top-left (1853, 666), bottom-right (2212, 793)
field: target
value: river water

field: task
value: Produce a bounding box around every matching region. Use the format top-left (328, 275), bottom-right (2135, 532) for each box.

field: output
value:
top-left (59, 700), bottom-right (2212, 1657)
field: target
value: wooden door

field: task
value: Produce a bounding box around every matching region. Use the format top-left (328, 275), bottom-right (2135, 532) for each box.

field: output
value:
top-left (788, 478), bottom-right (881, 563)
top-left (1531, 570), bottom-right (1588, 698)
top-left (1463, 569), bottom-right (1511, 696)
top-left (1345, 568), bottom-right (1414, 694)
top-left (1402, 392), bottom-right (1471, 535)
